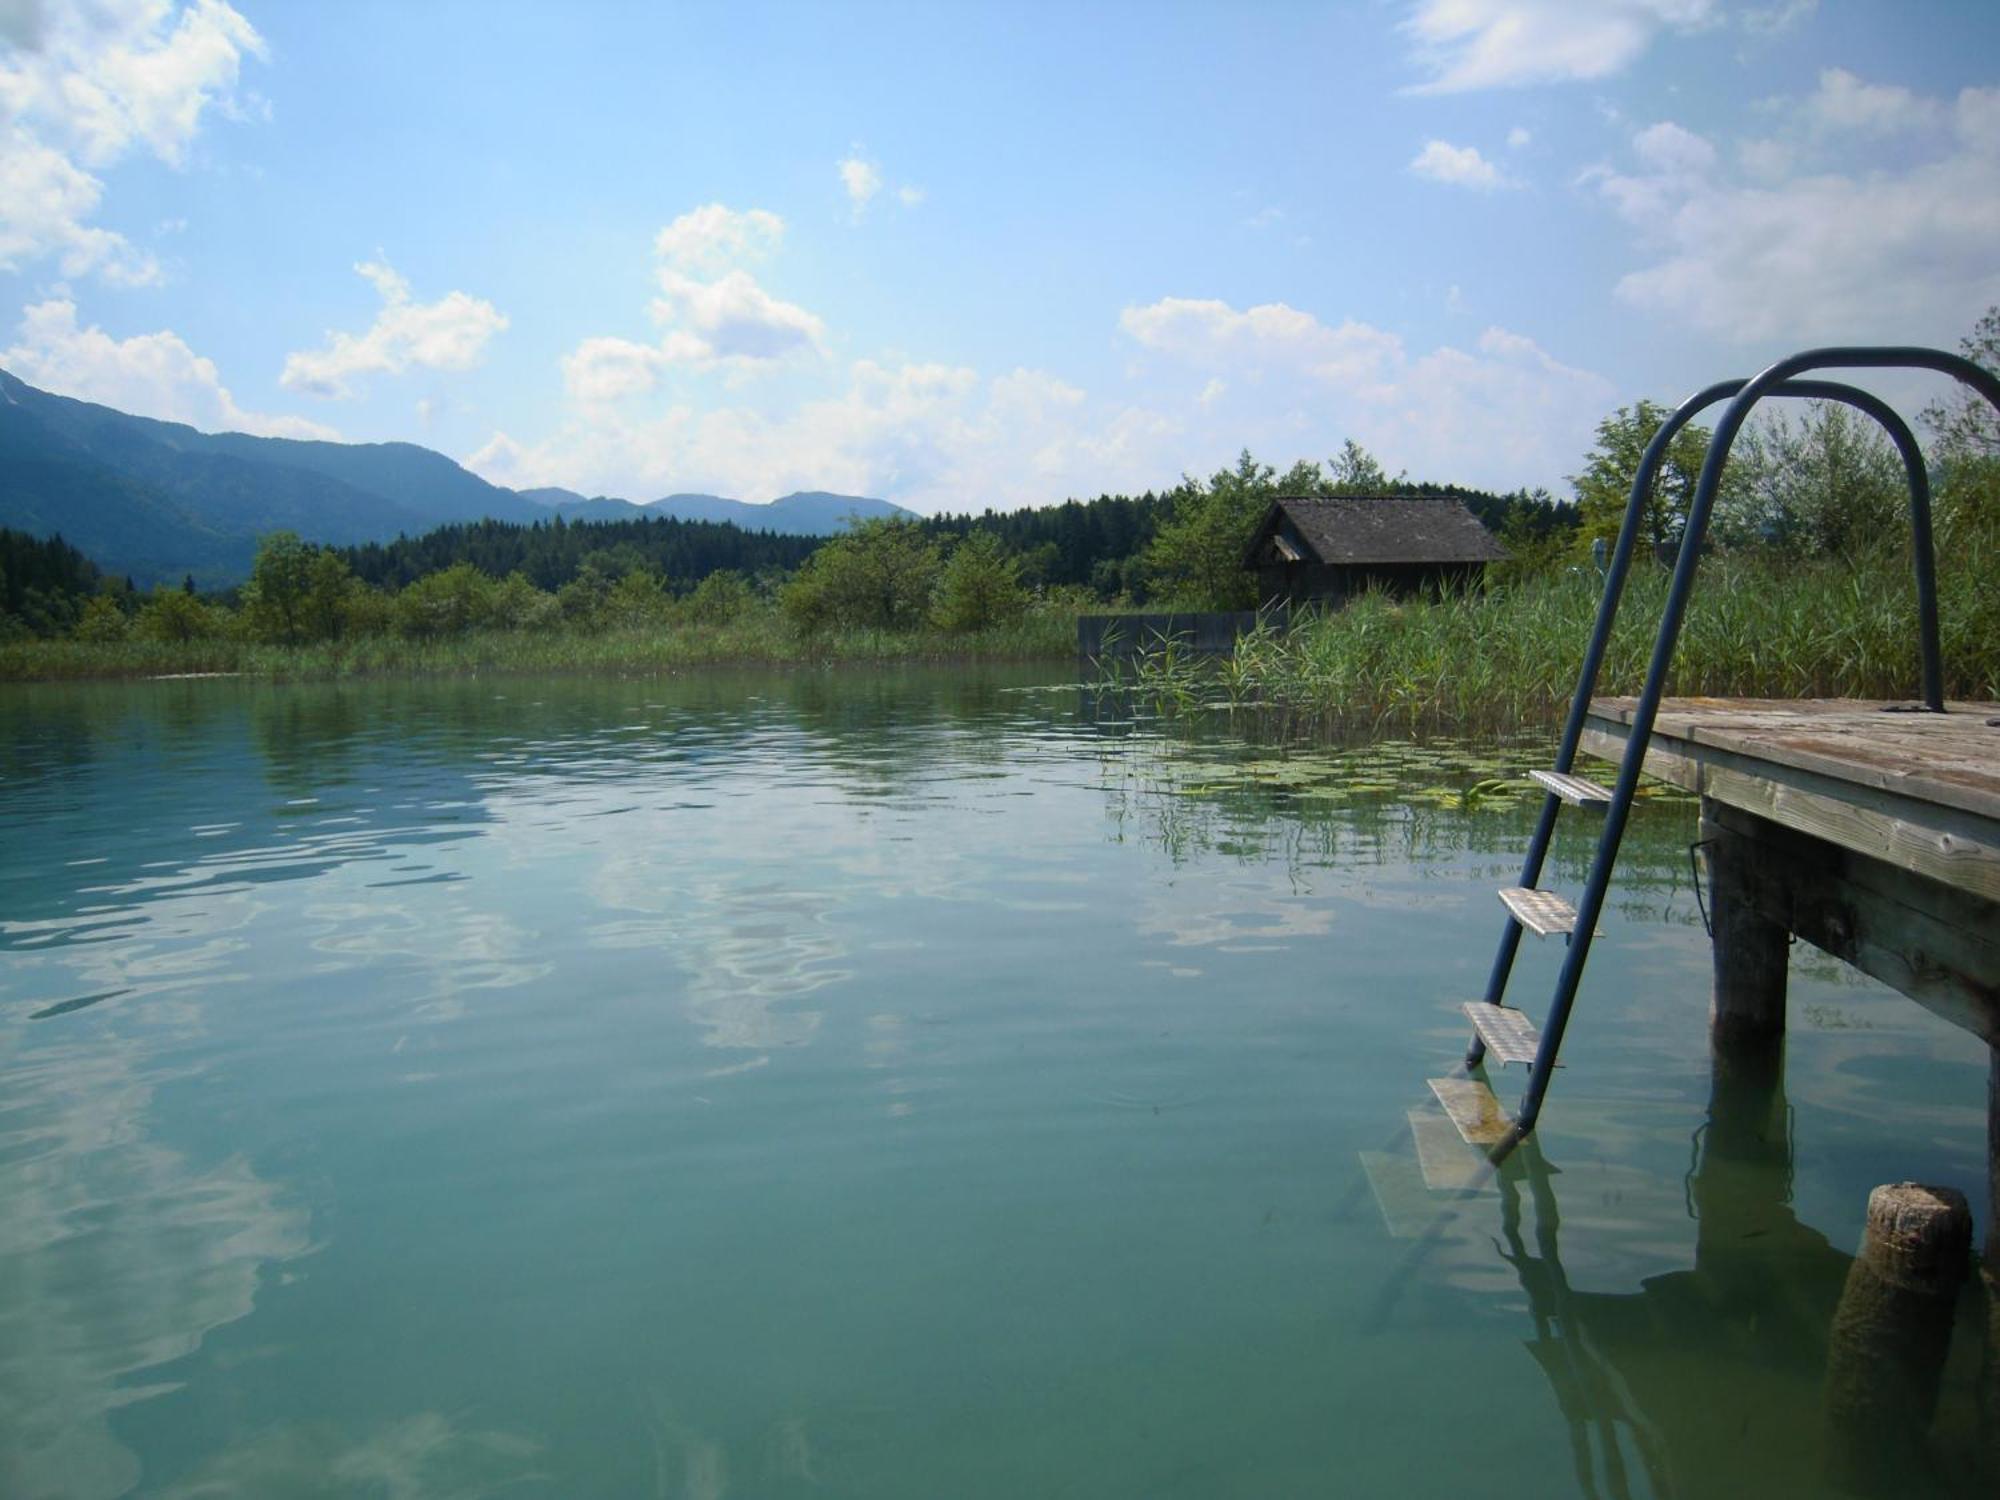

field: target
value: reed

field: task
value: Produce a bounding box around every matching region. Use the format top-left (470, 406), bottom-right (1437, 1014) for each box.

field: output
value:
top-left (1118, 544), bottom-right (2000, 732)
top-left (0, 607), bottom-right (1077, 682)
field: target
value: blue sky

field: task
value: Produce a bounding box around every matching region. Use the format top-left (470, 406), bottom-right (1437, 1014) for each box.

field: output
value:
top-left (3, 0), bottom-right (1997, 509)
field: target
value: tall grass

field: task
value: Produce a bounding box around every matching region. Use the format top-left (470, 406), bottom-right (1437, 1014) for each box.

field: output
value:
top-left (1119, 542), bottom-right (2000, 732)
top-left (0, 608), bottom-right (1077, 682)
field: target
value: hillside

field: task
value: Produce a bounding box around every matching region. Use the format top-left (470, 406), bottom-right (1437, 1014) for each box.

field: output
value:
top-left (0, 369), bottom-right (914, 584)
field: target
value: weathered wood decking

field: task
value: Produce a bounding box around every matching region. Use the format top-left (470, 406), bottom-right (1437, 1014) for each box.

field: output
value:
top-left (1582, 697), bottom-right (2000, 1046)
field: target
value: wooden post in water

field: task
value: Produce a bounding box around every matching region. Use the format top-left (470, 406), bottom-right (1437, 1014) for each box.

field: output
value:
top-left (1701, 799), bottom-right (1789, 1048)
top-left (1823, 1182), bottom-right (1972, 1493)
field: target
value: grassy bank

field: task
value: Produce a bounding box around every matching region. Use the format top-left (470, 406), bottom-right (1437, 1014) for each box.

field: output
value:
top-left (1116, 548), bottom-right (2000, 729)
top-left (0, 609), bottom-right (1077, 682)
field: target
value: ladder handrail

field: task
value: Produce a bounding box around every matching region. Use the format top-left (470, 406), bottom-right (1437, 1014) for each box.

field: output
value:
top-left (1498, 347), bottom-right (2000, 1152)
top-left (1472, 372), bottom-right (1943, 1060)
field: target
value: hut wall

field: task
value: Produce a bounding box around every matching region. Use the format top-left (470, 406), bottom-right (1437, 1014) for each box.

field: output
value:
top-left (1258, 560), bottom-right (1487, 609)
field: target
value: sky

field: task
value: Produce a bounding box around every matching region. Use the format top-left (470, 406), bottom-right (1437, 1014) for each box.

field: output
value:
top-left (1, 0), bottom-right (1997, 511)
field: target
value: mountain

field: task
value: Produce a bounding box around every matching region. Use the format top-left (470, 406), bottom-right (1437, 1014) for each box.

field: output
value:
top-left (0, 368), bottom-right (551, 585)
top-left (530, 486), bottom-right (914, 534)
top-left (0, 367), bottom-right (915, 584)
top-left (645, 490), bottom-right (915, 534)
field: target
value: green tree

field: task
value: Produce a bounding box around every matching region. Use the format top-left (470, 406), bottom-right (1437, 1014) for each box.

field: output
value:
top-left (932, 532), bottom-right (1027, 633)
top-left (1142, 451), bottom-right (1287, 608)
top-left (602, 568), bottom-right (673, 628)
top-left (1569, 402), bottom-right (1722, 556)
top-left (243, 531), bottom-right (316, 644)
top-left (392, 563), bottom-right (498, 638)
top-left (72, 593), bottom-right (132, 642)
top-left (1921, 305), bottom-right (2000, 547)
top-left (300, 549), bottom-right (357, 641)
top-left (1728, 401), bottom-right (1904, 558)
top-left (490, 571), bottom-right (557, 631)
top-left (136, 584), bottom-right (222, 642)
top-left (1328, 439), bottom-right (1392, 493)
top-left (780, 519), bottom-right (942, 631)
top-left (685, 569), bottom-right (753, 625)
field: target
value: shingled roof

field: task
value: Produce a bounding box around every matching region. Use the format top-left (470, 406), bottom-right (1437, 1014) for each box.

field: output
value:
top-left (1245, 495), bottom-right (1508, 566)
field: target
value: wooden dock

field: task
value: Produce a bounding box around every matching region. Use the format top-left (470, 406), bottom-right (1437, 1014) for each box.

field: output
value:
top-left (1582, 696), bottom-right (2000, 1266)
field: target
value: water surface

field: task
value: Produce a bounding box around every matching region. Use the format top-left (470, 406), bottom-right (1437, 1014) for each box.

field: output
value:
top-left (1, 670), bottom-right (1990, 1498)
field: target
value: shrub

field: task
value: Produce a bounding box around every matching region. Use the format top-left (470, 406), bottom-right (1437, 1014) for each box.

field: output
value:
top-left (392, 563), bottom-right (498, 638)
top-left (933, 533), bottom-right (1027, 633)
top-left (781, 519), bottom-right (941, 632)
top-left (135, 585), bottom-right (223, 642)
top-left (685, 569), bottom-right (753, 625)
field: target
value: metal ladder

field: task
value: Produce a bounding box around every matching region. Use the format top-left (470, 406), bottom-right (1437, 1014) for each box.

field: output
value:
top-left (1429, 346), bottom-right (2000, 1159)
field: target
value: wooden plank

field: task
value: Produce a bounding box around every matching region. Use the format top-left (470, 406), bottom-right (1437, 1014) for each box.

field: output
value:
top-left (1704, 801), bottom-right (2000, 1045)
top-left (1588, 697), bottom-right (2000, 822)
top-left (1582, 722), bottom-right (2000, 904)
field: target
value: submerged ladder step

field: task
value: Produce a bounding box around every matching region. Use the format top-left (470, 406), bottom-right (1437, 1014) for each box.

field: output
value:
top-left (1498, 886), bottom-right (1596, 938)
top-left (1462, 1001), bottom-right (1540, 1066)
top-left (1529, 769), bottom-right (1613, 808)
top-left (1427, 1076), bottom-right (1514, 1147)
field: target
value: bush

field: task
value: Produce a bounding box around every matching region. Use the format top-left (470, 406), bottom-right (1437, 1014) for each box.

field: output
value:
top-left (392, 563), bottom-right (498, 638)
top-left (135, 585), bottom-right (223, 642)
top-left (685, 569), bottom-right (753, 625)
top-left (780, 519), bottom-right (941, 632)
top-left (933, 533), bottom-right (1027, 633)
top-left (72, 593), bottom-right (131, 643)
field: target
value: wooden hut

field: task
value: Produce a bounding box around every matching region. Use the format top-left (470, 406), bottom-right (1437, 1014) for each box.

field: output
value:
top-left (1243, 495), bottom-right (1506, 609)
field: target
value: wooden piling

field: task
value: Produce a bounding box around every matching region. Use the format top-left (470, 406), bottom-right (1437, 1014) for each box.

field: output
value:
top-left (1701, 800), bottom-right (1789, 1048)
top-left (1823, 1182), bottom-right (1973, 1492)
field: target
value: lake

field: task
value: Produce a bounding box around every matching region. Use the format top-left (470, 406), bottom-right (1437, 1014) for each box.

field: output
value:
top-left (1, 668), bottom-right (1990, 1498)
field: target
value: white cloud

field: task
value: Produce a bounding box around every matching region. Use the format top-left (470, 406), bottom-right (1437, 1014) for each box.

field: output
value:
top-left (468, 358), bottom-right (1176, 510)
top-left (651, 267), bottom-right (824, 362)
top-left (560, 335), bottom-right (667, 403)
top-left (4, 298), bottom-right (336, 438)
top-left (653, 203), bottom-right (783, 272)
top-left (280, 260), bottom-right (509, 398)
top-left (1802, 68), bottom-right (1942, 137)
top-left (1740, 0), bottom-right (1816, 37)
top-left (1403, 0), bottom-right (1716, 93)
top-left (1594, 87), bottom-right (2000, 343)
top-left (838, 153), bottom-right (882, 216)
top-left (1121, 294), bottom-right (1614, 489)
top-left (0, 125), bottom-right (157, 282)
top-left (557, 207), bottom-right (826, 387)
top-left (897, 184), bottom-right (925, 207)
top-left (1507, 126), bottom-right (1532, 149)
top-left (1409, 139), bottom-right (1513, 190)
top-left (0, 0), bottom-right (262, 282)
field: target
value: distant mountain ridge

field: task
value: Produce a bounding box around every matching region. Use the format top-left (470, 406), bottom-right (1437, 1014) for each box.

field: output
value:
top-left (520, 485), bottom-right (914, 533)
top-left (0, 368), bottom-right (912, 585)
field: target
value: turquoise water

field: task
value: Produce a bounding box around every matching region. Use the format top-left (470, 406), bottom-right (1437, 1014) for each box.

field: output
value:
top-left (0, 669), bottom-right (1990, 1498)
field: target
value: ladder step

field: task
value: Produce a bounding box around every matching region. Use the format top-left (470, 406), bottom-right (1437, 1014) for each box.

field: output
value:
top-left (1529, 769), bottom-right (1613, 808)
top-left (1427, 1076), bottom-right (1514, 1147)
top-left (1497, 886), bottom-right (1595, 937)
top-left (1462, 1001), bottom-right (1541, 1066)
top-left (1407, 1108), bottom-right (1499, 1191)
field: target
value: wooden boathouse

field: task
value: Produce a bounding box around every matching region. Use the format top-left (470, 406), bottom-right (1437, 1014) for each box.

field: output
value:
top-left (1243, 495), bottom-right (1506, 609)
